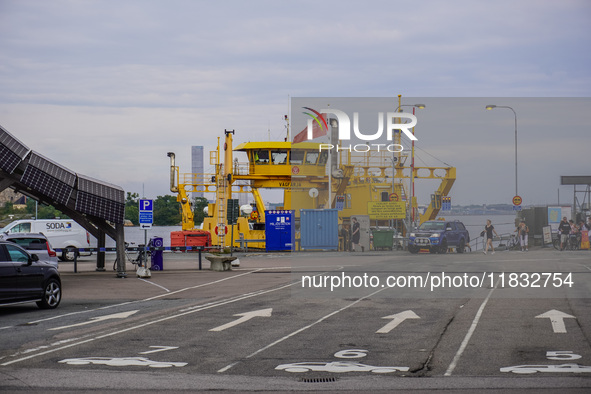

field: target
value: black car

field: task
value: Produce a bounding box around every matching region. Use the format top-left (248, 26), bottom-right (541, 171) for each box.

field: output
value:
top-left (0, 241), bottom-right (62, 309)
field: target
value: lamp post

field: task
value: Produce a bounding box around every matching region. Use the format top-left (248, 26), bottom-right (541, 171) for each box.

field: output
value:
top-left (485, 105), bottom-right (518, 198)
top-left (393, 103), bottom-right (425, 230)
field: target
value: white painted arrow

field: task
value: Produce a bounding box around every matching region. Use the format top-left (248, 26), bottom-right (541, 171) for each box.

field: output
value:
top-left (376, 310), bottom-right (420, 334)
top-left (210, 308), bottom-right (273, 332)
top-left (535, 309), bottom-right (575, 333)
top-left (49, 310), bottom-right (139, 331)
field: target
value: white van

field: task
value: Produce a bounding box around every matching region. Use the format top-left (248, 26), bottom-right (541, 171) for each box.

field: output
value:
top-left (2, 219), bottom-right (94, 261)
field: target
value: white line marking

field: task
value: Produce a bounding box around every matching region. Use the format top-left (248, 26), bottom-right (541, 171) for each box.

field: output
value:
top-left (217, 287), bottom-right (387, 373)
top-left (139, 346), bottom-right (179, 354)
top-left (27, 269), bottom-right (264, 325)
top-left (1, 281), bottom-right (296, 366)
top-left (444, 279), bottom-right (499, 376)
top-left (138, 278), bottom-right (170, 292)
top-left (217, 361), bottom-right (239, 373)
top-left (48, 310), bottom-right (139, 331)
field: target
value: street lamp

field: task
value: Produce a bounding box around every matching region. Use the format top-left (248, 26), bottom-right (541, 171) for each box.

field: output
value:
top-left (485, 105), bottom-right (518, 198)
top-left (393, 103), bottom-right (426, 229)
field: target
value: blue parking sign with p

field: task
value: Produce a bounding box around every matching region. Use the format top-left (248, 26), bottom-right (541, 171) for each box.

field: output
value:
top-left (139, 199), bottom-right (153, 227)
top-left (140, 199), bottom-right (153, 212)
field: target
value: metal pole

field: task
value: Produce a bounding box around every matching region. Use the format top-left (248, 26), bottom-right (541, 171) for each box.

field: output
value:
top-left (512, 107), bottom-right (518, 197)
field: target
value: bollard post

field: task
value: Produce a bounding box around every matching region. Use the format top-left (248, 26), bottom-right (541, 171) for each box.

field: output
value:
top-left (198, 247), bottom-right (202, 270)
top-left (73, 248), bottom-right (78, 273)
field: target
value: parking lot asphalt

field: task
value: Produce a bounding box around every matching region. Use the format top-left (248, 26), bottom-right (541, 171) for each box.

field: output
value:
top-left (2, 247), bottom-right (590, 392)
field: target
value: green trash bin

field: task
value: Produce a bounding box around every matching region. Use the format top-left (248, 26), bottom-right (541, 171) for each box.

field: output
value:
top-left (371, 229), bottom-right (395, 250)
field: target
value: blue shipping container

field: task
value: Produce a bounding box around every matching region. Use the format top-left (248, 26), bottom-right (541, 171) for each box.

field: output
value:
top-left (265, 210), bottom-right (294, 251)
top-left (300, 209), bottom-right (338, 250)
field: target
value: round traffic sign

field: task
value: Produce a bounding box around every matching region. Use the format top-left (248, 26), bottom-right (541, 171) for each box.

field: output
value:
top-left (512, 195), bottom-right (522, 206)
top-left (389, 193), bottom-right (399, 202)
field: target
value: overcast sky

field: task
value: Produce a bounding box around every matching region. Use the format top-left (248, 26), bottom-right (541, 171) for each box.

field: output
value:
top-left (0, 0), bottom-right (589, 206)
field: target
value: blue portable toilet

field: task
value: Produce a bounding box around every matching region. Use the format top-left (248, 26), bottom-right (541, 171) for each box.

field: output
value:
top-left (300, 209), bottom-right (339, 250)
top-left (150, 236), bottom-right (164, 270)
top-left (265, 210), bottom-right (294, 252)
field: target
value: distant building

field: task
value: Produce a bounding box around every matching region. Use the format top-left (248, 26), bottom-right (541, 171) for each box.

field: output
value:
top-left (0, 189), bottom-right (26, 208)
top-left (191, 146), bottom-right (204, 199)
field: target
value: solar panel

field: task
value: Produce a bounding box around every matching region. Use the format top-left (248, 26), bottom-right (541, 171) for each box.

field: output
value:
top-left (75, 174), bottom-right (125, 223)
top-left (21, 152), bottom-right (76, 205)
top-left (0, 125), bottom-right (30, 174)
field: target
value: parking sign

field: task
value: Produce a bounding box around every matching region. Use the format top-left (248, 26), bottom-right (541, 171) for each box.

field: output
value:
top-left (139, 199), bottom-right (153, 229)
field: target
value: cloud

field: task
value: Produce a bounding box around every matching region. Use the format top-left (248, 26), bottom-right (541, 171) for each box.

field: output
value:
top-left (0, 1), bottom-right (590, 205)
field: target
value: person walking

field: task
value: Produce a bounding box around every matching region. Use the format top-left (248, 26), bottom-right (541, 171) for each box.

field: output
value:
top-left (558, 217), bottom-right (571, 251)
top-left (515, 220), bottom-right (529, 252)
top-left (483, 219), bottom-right (498, 255)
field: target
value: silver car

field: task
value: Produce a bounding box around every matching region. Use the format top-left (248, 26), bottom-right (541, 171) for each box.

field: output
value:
top-left (0, 233), bottom-right (59, 268)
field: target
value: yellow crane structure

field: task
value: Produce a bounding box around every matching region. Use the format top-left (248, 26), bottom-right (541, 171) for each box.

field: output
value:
top-left (167, 129), bottom-right (456, 249)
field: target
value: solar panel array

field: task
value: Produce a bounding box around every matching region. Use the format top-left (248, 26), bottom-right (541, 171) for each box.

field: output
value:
top-left (21, 152), bottom-right (77, 206)
top-left (0, 125), bottom-right (30, 174)
top-left (75, 174), bottom-right (125, 224)
top-left (0, 125), bottom-right (126, 224)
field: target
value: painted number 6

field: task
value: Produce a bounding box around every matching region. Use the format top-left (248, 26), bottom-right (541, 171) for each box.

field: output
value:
top-left (546, 351), bottom-right (582, 361)
top-left (334, 349), bottom-right (368, 359)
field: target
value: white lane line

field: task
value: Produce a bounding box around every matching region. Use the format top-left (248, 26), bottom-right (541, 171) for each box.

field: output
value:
top-left (444, 279), bottom-right (499, 376)
top-left (0, 280), bottom-right (297, 366)
top-left (217, 287), bottom-right (387, 373)
top-left (138, 278), bottom-right (170, 292)
top-left (27, 269), bottom-right (264, 325)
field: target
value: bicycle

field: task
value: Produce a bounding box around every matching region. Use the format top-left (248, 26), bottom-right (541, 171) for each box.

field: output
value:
top-left (553, 233), bottom-right (562, 250)
top-left (567, 234), bottom-right (581, 250)
top-left (112, 242), bottom-right (151, 271)
top-left (506, 234), bottom-right (521, 251)
top-left (553, 233), bottom-right (581, 251)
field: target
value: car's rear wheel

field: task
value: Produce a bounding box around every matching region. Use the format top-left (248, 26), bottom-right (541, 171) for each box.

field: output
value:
top-left (36, 278), bottom-right (62, 309)
top-left (60, 247), bottom-right (78, 262)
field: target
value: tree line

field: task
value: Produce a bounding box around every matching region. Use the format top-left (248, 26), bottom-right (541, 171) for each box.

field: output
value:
top-left (0, 192), bottom-right (208, 227)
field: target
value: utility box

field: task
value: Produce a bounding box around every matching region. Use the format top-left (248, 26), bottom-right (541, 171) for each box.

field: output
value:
top-left (149, 236), bottom-right (164, 271)
top-left (300, 209), bottom-right (339, 250)
top-left (265, 210), bottom-right (294, 252)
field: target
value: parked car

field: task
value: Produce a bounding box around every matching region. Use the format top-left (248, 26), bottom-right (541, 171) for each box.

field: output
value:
top-left (408, 220), bottom-right (470, 254)
top-left (0, 233), bottom-right (58, 268)
top-left (0, 241), bottom-right (62, 309)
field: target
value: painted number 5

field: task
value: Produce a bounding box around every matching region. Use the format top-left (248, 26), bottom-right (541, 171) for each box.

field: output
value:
top-left (546, 351), bottom-right (582, 361)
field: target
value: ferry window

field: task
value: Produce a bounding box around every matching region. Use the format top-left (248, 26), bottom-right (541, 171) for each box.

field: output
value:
top-left (271, 150), bottom-right (287, 165)
top-left (290, 150), bottom-right (305, 164)
top-left (318, 150), bottom-right (328, 165)
top-left (254, 150), bottom-right (269, 164)
top-left (9, 223), bottom-right (31, 233)
top-left (305, 152), bottom-right (319, 164)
